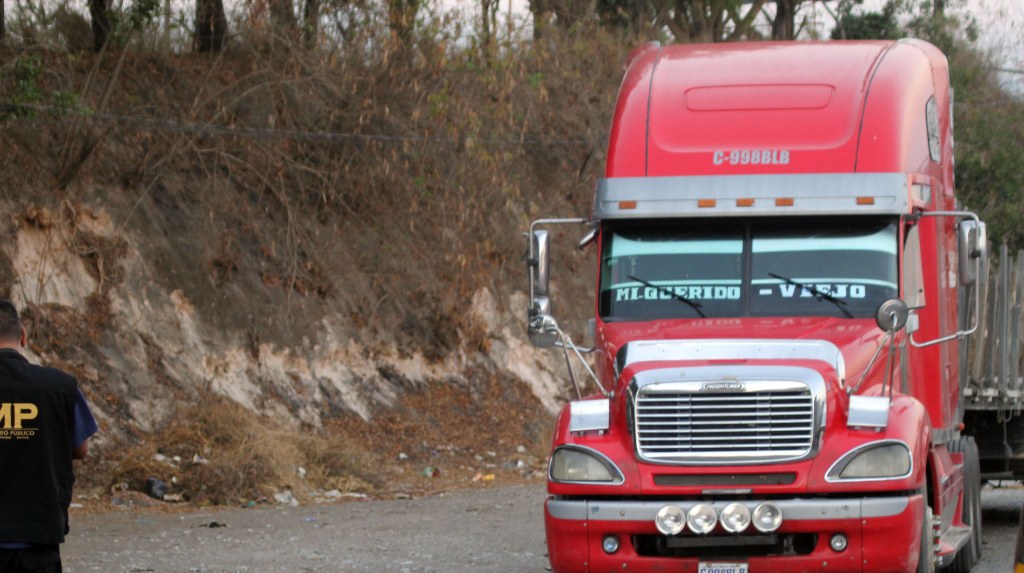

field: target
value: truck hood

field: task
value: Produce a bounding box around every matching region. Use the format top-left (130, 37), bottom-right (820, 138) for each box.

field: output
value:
top-left (600, 316), bottom-right (889, 393)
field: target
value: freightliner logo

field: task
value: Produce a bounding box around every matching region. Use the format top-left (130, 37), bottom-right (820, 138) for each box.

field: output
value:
top-left (701, 382), bottom-right (745, 391)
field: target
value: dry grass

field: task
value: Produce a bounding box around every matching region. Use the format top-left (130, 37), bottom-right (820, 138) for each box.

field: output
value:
top-left (82, 370), bottom-right (552, 507)
top-left (1, 22), bottom-right (623, 505)
top-left (100, 398), bottom-right (372, 504)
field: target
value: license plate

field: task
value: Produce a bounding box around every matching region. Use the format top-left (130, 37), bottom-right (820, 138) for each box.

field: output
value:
top-left (698, 562), bottom-right (748, 573)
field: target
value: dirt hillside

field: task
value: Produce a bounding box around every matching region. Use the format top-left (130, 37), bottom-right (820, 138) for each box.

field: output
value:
top-left (0, 37), bottom-right (624, 504)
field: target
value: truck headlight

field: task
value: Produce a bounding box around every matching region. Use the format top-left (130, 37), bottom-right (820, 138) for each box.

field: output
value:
top-left (549, 446), bottom-right (624, 484)
top-left (827, 440), bottom-right (912, 481)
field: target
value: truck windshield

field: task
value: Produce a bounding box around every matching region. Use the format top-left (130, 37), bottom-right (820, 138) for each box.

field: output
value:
top-left (599, 218), bottom-right (898, 321)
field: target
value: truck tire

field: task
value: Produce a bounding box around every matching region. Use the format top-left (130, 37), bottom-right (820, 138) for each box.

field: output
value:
top-left (949, 436), bottom-right (983, 565)
top-left (919, 504), bottom-right (936, 573)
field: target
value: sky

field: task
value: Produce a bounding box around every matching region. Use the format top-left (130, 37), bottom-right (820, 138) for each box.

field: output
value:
top-left (3, 0), bottom-right (1021, 93)
top-left (862, 0), bottom-right (1024, 94)
top-left (464, 0), bottom-right (1024, 93)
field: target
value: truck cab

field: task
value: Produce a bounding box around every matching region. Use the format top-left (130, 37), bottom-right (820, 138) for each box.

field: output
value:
top-left (527, 40), bottom-right (986, 573)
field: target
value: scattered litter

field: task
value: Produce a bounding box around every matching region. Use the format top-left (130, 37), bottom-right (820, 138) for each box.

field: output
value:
top-left (310, 489), bottom-right (369, 503)
top-left (273, 490), bottom-right (299, 506)
top-left (163, 493), bottom-right (185, 503)
top-left (398, 452), bottom-right (409, 461)
top-left (297, 466), bottom-right (307, 479)
top-left (422, 466), bottom-right (440, 478)
top-left (145, 478), bottom-right (167, 500)
top-left (472, 473), bottom-right (495, 482)
top-left (516, 445), bottom-right (527, 453)
top-left (112, 491), bottom-right (155, 507)
top-left (192, 454), bottom-right (209, 465)
top-left (202, 522), bottom-right (227, 528)
top-left (302, 517), bottom-right (317, 523)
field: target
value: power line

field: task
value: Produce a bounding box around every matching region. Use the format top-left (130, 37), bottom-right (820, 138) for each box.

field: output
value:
top-left (0, 102), bottom-right (605, 148)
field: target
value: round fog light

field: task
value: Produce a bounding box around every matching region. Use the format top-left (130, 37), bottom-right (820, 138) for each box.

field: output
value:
top-left (687, 504), bottom-right (718, 535)
top-left (602, 535), bottom-right (621, 554)
top-left (752, 502), bottom-right (783, 533)
top-left (720, 502), bottom-right (752, 533)
top-left (830, 534), bottom-right (848, 552)
top-left (655, 505), bottom-right (686, 536)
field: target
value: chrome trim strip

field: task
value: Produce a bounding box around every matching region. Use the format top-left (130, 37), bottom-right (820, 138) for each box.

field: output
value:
top-left (593, 173), bottom-right (910, 220)
top-left (546, 497), bottom-right (911, 522)
top-left (616, 339), bottom-right (845, 384)
top-left (629, 365), bottom-right (827, 465)
top-left (569, 399), bottom-right (610, 432)
top-left (547, 498), bottom-right (589, 520)
top-left (824, 439), bottom-right (914, 482)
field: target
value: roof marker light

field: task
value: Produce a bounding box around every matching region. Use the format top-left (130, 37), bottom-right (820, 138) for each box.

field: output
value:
top-left (856, 196), bottom-right (876, 206)
top-left (736, 198), bottom-right (755, 207)
top-left (775, 198), bottom-right (794, 207)
top-left (698, 199), bottom-right (717, 208)
top-left (618, 200), bottom-right (637, 210)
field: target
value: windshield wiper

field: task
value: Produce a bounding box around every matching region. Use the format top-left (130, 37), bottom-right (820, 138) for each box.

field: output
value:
top-left (628, 275), bottom-right (706, 318)
top-left (767, 273), bottom-right (854, 318)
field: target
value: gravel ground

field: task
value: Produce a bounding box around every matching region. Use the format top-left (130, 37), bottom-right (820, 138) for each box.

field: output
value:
top-left (63, 485), bottom-right (551, 573)
top-left (61, 483), bottom-right (1023, 573)
top-left (978, 482), bottom-right (1023, 573)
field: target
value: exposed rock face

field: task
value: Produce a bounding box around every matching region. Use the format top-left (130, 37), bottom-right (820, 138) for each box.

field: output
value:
top-left (0, 44), bottom-right (611, 455)
top-left (3, 202), bottom-right (568, 443)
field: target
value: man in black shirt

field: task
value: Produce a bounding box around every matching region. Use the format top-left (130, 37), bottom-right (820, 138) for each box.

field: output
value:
top-left (0, 300), bottom-right (98, 573)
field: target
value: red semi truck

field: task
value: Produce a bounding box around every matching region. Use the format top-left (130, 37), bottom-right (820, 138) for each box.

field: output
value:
top-left (526, 40), bottom-right (990, 573)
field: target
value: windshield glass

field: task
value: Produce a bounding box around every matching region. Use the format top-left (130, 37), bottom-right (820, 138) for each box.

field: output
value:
top-left (600, 218), bottom-right (898, 321)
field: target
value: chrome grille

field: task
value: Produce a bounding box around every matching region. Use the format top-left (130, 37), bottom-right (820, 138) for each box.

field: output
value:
top-left (634, 381), bottom-right (817, 463)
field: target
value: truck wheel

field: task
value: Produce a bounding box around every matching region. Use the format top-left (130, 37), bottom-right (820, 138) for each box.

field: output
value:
top-left (919, 504), bottom-right (935, 573)
top-left (950, 436), bottom-right (983, 565)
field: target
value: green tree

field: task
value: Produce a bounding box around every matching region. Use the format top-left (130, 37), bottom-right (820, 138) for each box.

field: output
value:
top-left (388, 0), bottom-right (421, 46)
top-left (831, 1), bottom-right (900, 40)
top-left (654, 0), bottom-right (768, 43)
top-left (195, 0), bottom-right (228, 51)
top-left (90, 0), bottom-right (112, 51)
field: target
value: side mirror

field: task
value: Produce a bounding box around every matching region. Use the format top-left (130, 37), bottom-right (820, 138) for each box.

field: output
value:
top-left (531, 230), bottom-right (550, 297)
top-left (528, 313), bottom-right (560, 348)
top-left (524, 217), bottom-right (591, 350)
top-left (875, 299), bottom-right (909, 333)
top-left (528, 230), bottom-right (556, 347)
top-left (958, 220), bottom-right (987, 286)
